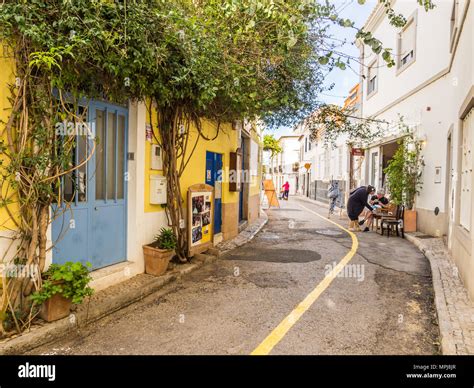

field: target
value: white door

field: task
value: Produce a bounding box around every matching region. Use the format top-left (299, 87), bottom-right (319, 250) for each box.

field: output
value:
top-left (369, 149), bottom-right (380, 187)
top-left (447, 133), bottom-right (455, 249)
top-left (460, 109), bottom-right (473, 232)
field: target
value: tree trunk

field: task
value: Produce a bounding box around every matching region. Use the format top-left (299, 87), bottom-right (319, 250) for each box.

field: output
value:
top-left (156, 106), bottom-right (188, 262)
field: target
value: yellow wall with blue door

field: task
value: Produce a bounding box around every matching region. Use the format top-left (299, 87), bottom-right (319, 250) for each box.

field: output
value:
top-left (144, 114), bottom-right (239, 215)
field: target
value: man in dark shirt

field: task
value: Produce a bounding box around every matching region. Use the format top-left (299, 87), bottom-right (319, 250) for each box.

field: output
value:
top-left (347, 185), bottom-right (376, 231)
top-left (371, 190), bottom-right (389, 207)
top-left (359, 189), bottom-right (389, 231)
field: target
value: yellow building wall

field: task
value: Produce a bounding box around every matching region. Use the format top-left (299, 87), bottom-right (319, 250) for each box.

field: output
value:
top-left (249, 129), bottom-right (263, 197)
top-left (180, 120), bottom-right (239, 205)
top-left (144, 114), bottom-right (239, 214)
top-left (0, 49), bottom-right (17, 231)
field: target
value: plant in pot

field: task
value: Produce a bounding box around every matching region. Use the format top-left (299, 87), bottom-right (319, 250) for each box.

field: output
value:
top-left (143, 228), bottom-right (177, 276)
top-left (384, 122), bottom-right (424, 232)
top-left (30, 261), bottom-right (94, 322)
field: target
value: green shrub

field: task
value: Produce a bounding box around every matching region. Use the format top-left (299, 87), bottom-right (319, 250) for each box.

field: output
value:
top-left (153, 228), bottom-right (177, 250)
top-left (31, 262), bottom-right (94, 305)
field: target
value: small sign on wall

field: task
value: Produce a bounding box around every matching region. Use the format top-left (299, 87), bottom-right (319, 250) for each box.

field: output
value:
top-left (145, 124), bottom-right (153, 142)
top-left (434, 166), bottom-right (442, 184)
top-left (351, 148), bottom-right (365, 156)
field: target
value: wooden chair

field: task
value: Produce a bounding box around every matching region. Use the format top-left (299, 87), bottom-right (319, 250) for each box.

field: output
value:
top-left (373, 203), bottom-right (396, 232)
top-left (381, 205), bottom-right (405, 238)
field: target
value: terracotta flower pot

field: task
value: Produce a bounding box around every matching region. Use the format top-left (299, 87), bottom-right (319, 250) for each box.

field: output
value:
top-left (143, 244), bottom-right (174, 276)
top-left (404, 209), bottom-right (417, 232)
top-left (39, 293), bottom-right (72, 322)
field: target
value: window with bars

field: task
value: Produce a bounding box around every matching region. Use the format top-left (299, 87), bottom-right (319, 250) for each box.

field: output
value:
top-left (367, 61), bottom-right (377, 96)
top-left (398, 17), bottom-right (416, 70)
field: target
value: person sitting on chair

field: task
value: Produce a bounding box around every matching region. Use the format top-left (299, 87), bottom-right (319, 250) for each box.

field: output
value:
top-left (359, 189), bottom-right (389, 231)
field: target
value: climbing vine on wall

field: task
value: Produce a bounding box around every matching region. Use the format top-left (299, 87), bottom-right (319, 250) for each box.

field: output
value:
top-left (0, 0), bottom-right (436, 335)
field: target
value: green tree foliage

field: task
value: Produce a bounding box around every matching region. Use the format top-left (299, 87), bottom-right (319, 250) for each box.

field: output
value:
top-left (383, 122), bottom-right (424, 210)
top-left (263, 135), bottom-right (282, 158)
top-left (0, 0), bottom-right (435, 333)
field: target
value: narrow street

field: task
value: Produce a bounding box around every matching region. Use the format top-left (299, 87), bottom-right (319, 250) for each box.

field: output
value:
top-left (29, 197), bottom-right (439, 355)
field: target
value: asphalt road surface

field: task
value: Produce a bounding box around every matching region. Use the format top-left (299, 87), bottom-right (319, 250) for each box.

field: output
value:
top-left (29, 197), bottom-right (440, 355)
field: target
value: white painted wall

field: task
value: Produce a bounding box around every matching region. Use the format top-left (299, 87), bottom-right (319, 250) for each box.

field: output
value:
top-left (361, 1), bottom-right (453, 118)
top-left (360, 1), bottom-right (472, 220)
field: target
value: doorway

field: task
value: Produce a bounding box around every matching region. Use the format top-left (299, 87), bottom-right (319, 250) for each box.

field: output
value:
top-left (381, 141), bottom-right (401, 190)
top-left (446, 131), bottom-right (454, 247)
top-left (52, 101), bottom-right (128, 270)
top-left (239, 135), bottom-right (250, 222)
top-left (205, 151), bottom-right (223, 234)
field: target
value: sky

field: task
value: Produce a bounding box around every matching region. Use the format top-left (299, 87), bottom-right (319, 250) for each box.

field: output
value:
top-left (269, 0), bottom-right (377, 138)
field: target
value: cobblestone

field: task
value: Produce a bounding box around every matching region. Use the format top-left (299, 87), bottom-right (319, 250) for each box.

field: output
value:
top-left (405, 233), bottom-right (474, 355)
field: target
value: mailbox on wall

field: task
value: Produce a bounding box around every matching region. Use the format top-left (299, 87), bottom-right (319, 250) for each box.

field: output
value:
top-left (229, 150), bottom-right (242, 192)
top-left (150, 175), bottom-right (167, 204)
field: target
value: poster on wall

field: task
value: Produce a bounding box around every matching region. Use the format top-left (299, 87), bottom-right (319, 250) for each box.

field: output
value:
top-left (145, 124), bottom-right (153, 142)
top-left (188, 184), bottom-right (214, 256)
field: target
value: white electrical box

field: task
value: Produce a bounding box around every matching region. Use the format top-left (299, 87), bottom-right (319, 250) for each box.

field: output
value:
top-left (150, 175), bottom-right (167, 204)
top-left (150, 144), bottom-right (163, 170)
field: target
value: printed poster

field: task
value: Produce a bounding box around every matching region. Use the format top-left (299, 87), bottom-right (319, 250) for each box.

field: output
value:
top-left (190, 192), bottom-right (212, 247)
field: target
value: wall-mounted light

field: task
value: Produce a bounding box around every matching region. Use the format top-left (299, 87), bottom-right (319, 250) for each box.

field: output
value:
top-left (419, 134), bottom-right (427, 147)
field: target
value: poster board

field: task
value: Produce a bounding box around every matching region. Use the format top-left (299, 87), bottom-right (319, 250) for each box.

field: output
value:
top-left (263, 179), bottom-right (280, 208)
top-left (188, 183), bottom-right (214, 257)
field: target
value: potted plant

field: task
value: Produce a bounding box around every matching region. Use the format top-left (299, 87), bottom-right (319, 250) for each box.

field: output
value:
top-left (384, 122), bottom-right (424, 233)
top-left (31, 262), bottom-right (94, 322)
top-left (143, 228), bottom-right (177, 276)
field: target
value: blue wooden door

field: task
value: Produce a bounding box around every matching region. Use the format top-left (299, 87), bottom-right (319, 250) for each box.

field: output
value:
top-left (205, 152), bottom-right (222, 234)
top-left (52, 101), bottom-right (128, 270)
top-left (239, 140), bottom-right (245, 221)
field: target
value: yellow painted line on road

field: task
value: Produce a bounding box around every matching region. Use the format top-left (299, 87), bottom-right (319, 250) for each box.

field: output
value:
top-left (251, 203), bottom-right (359, 355)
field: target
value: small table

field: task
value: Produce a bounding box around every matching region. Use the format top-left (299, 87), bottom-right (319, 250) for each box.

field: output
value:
top-left (373, 209), bottom-right (393, 234)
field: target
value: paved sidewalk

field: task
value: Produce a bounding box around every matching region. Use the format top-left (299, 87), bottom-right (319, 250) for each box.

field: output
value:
top-left (217, 211), bottom-right (268, 253)
top-left (406, 233), bottom-right (474, 355)
top-left (0, 211), bottom-right (267, 355)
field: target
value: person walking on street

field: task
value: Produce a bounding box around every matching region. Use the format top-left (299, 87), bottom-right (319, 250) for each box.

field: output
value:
top-left (327, 180), bottom-right (344, 219)
top-left (281, 181), bottom-right (290, 200)
top-left (347, 185), bottom-right (376, 231)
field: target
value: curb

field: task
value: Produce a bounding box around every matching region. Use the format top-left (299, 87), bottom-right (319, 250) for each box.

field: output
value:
top-left (0, 254), bottom-right (218, 355)
top-left (0, 211), bottom-right (269, 355)
top-left (405, 233), bottom-right (457, 355)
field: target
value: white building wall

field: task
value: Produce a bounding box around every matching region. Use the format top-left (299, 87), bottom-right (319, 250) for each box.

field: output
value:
top-left (273, 136), bottom-right (300, 195)
top-left (360, 1), bottom-right (474, 298)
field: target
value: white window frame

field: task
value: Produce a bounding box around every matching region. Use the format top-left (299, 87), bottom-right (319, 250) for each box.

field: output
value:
top-left (397, 11), bottom-right (417, 74)
top-left (367, 58), bottom-right (378, 98)
top-left (450, 0), bottom-right (459, 52)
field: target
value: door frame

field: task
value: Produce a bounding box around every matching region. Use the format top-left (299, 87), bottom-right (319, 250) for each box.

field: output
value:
top-left (52, 100), bottom-right (129, 270)
top-left (205, 151), bottom-right (223, 235)
top-left (89, 100), bottom-right (129, 268)
top-left (446, 127), bottom-right (454, 248)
